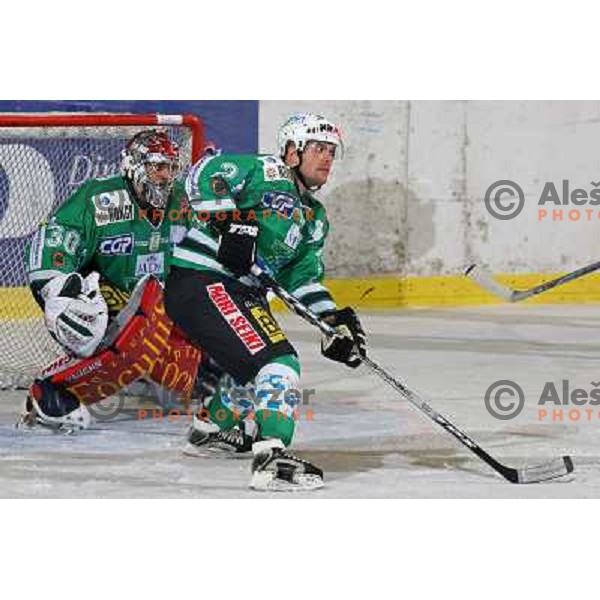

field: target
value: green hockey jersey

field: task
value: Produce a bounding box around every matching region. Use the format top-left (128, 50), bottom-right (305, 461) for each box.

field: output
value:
top-left (26, 175), bottom-right (191, 307)
top-left (171, 152), bottom-right (337, 316)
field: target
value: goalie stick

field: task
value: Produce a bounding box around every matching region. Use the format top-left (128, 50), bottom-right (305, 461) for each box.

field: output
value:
top-left (465, 260), bottom-right (600, 303)
top-left (250, 265), bottom-right (574, 484)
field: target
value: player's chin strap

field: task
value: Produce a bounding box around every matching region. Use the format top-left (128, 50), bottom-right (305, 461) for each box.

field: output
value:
top-left (249, 265), bottom-right (573, 484)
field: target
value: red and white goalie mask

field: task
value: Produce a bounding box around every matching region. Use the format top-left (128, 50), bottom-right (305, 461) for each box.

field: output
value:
top-left (120, 130), bottom-right (180, 209)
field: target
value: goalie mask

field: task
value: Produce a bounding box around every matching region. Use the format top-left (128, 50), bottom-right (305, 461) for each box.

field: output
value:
top-left (120, 130), bottom-right (180, 209)
top-left (277, 113), bottom-right (344, 159)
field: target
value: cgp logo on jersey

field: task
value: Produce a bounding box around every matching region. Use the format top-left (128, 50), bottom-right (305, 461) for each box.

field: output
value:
top-left (135, 252), bottom-right (165, 277)
top-left (98, 234), bottom-right (134, 256)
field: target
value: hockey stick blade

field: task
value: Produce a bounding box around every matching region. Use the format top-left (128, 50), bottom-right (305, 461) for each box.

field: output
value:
top-left (464, 264), bottom-right (517, 301)
top-left (363, 355), bottom-right (574, 484)
top-left (466, 260), bottom-right (600, 303)
top-left (504, 455), bottom-right (574, 484)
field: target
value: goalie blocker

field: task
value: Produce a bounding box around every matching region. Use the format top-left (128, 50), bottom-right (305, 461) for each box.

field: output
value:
top-left (23, 276), bottom-right (202, 430)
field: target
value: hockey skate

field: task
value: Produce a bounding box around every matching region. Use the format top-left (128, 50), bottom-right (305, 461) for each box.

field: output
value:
top-left (183, 412), bottom-right (256, 457)
top-left (17, 380), bottom-right (91, 435)
top-left (249, 439), bottom-right (324, 491)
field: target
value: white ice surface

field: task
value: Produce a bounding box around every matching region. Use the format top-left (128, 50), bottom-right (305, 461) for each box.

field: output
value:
top-left (1, 304), bottom-right (598, 498)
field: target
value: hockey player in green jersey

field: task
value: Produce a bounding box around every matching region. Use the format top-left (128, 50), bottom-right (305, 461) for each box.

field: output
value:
top-left (165, 113), bottom-right (367, 490)
top-left (22, 130), bottom-right (203, 431)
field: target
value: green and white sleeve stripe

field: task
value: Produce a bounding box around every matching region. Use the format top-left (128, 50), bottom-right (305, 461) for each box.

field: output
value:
top-left (172, 228), bottom-right (230, 276)
top-left (191, 198), bottom-right (237, 212)
top-left (291, 282), bottom-right (336, 316)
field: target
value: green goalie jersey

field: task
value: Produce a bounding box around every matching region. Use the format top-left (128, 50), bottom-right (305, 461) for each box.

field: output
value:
top-left (26, 175), bottom-right (191, 311)
top-left (171, 152), bottom-right (337, 316)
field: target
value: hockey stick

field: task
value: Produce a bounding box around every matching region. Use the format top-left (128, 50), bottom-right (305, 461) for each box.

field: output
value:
top-left (465, 260), bottom-right (600, 303)
top-left (251, 266), bottom-right (573, 484)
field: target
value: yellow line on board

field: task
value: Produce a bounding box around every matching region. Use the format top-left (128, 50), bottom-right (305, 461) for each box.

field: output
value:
top-left (2, 272), bottom-right (600, 320)
top-left (271, 272), bottom-right (600, 310)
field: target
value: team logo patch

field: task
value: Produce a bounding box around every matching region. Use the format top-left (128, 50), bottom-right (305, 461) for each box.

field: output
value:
top-left (92, 190), bottom-right (134, 226)
top-left (135, 252), bottom-right (165, 277)
top-left (51, 251), bottom-right (65, 267)
top-left (260, 156), bottom-right (292, 182)
top-left (206, 283), bottom-right (266, 355)
top-left (250, 306), bottom-right (287, 344)
top-left (98, 234), bottom-right (134, 256)
top-left (213, 162), bottom-right (239, 180)
top-left (261, 191), bottom-right (298, 218)
top-left (284, 224), bottom-right (301, 249)
top-left (210, 177), bottom-right (229, 197)
top-left (148, 231), bottom-right (162, 252)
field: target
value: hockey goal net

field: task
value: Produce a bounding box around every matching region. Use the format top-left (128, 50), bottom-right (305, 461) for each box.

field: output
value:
top-left (0, 113), bottom-right (204, 389)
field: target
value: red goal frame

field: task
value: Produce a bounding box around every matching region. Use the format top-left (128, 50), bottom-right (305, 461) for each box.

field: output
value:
top-left (0, 112), bottom-right (205, 164)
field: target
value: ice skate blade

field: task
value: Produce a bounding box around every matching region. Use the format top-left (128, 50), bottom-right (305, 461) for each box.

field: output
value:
top-left (249, 470), bottom-right (324, 492)
top-left (182, 442), bottom-right (251, 459)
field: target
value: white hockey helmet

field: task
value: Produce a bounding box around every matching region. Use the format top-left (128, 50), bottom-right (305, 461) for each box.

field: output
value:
top-left (277, 113), bottom-right (344, 158)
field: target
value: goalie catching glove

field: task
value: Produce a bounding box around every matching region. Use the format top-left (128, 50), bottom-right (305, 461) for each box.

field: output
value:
top-left (321, 307), bottom-right (367, 368)
top-left (41, 272), bottom-right (108, 357)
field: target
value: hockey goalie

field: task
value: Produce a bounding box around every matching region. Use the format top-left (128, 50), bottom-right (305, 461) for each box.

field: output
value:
top-left (20, 129), bottom-right (203, 432)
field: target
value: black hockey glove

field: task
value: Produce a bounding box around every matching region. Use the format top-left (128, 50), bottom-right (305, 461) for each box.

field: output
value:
top-left (321, 307), bottom-right (367, 368)
top-left (217, 223), bottom-right (259, 277)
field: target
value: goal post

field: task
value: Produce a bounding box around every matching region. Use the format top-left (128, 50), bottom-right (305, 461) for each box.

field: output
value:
top-left (0, 112), bottom-right (205, 388)
top-left (0, 112), bottom-right (204, 165)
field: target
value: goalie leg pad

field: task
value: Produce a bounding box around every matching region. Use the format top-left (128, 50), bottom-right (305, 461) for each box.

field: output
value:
top-left (40, 276), bottom-right (201, 407)
top-left (146, 325), bottom-right (202, 408)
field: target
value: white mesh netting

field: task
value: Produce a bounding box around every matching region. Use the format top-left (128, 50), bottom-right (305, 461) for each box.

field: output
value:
top-left (0, 116), bottom-right (196, 389)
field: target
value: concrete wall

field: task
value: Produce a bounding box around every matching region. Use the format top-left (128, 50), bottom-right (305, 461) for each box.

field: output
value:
top-left (260, 101), bottom-right (600, 278)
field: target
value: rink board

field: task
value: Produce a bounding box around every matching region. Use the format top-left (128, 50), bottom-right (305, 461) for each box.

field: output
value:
top-left (3, 271), bottom-right (600, 321)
